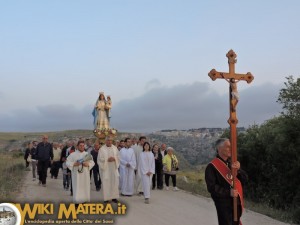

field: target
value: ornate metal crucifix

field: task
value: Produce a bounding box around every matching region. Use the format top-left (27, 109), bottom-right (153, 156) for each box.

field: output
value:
top-left (208, 49), bottom-right (254, 221)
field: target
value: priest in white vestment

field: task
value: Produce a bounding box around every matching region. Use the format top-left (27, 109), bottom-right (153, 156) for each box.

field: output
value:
top-left (98, 136), bottom-right (120, 203)
top-left (119, 138), bottom-right (136, 196)
top-left (139, 142), bottom-right (155, 204)
top-left (66, 140), bottom-right (95, 204)
top-left (133, 136), bottom-right (146, 194)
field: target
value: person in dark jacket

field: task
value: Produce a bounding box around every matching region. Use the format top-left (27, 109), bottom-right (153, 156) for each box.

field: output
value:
top-left (205, 138), bottom-right (248, 225)
top-left (24, 142), bottom-right (32, 169)
top-left (35, 135), bottom-right (53, 187)
top-left (61, 141), bottom-right (75, 194)
top-left (90, 142), bottom-right (101, 191)
top-left (152, 144), bottom-right (163, 190)
top-left (61, 141), bottom-right (71, 190)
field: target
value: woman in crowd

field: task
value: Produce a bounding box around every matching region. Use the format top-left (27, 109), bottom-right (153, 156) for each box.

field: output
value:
top-left (163, 147), bottom-right (179, 191)
top-left (24, 142), bottom-right (32, 170)
top-left (152, 144), bottom-right (163, 190)
top-left (30, 141), bottom-right (38, 181)
top-left (139, 142), bottom-right (155, 204)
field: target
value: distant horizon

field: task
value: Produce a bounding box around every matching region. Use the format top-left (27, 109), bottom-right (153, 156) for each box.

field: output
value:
top-left (0, 125), bottom-right (254, 134)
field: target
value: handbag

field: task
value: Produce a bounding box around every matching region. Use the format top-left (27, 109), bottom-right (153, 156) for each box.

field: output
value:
top-left (171, 155), bottom-right (179, 171)
top-left (27, 155), bottom-right (32, 163)
top-left (163, 165), bottom-right (167, 172)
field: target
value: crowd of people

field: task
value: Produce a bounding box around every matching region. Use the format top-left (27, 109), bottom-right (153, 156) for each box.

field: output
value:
top-left (24, 135), bottom-right (180, 205)
top-left (24, 135), bottom-right (247, 225)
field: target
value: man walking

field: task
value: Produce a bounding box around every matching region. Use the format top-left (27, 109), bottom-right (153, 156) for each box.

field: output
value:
top-left (98, 136), bottom-right (120, 203)
top-left (119, 138), bottom-right (136, 196)
top-left (66, 140), bottom-right (95, 204)
top-left (50, 142), bottom-right (61, 179)
top-left (205, 138), bottom-right (248, 225)
top-left (91, 142), bottom-right (101, 191)
top-left (133, 136), bottom-right (146, 194)
top-left (36, 135), bottom-right (53, 187)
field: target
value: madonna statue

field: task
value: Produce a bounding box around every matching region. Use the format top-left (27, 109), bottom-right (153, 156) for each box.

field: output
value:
top-left (92, 92), bottom-right (111, 130)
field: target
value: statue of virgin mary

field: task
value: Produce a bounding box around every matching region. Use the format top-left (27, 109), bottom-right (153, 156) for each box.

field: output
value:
top-left (92, 92), bottom-right (111, 130)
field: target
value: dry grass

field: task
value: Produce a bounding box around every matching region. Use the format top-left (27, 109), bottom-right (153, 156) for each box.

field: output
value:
top-left (0, 152), bottom-right (26, 201)
top-left (0, 130), bottom-right (94, 142)
top-left (177, 169), bottom-right (210, 197)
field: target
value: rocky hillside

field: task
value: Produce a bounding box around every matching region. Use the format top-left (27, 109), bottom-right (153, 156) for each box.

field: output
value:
top-left (148, 133), bottom-right (218, 166)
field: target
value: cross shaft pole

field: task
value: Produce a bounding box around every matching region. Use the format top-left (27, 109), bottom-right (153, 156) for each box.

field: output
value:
top-left (208, 49), bottom-right (254, 222)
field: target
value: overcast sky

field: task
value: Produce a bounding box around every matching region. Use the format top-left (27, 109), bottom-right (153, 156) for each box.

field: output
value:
top-left (0, 1), bottom-right (299, 132)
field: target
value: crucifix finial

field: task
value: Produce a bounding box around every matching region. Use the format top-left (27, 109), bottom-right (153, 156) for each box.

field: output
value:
top-left (226, 49), bottom-right (237, 64)
top-left (208, 50), bottom-right (254, 84)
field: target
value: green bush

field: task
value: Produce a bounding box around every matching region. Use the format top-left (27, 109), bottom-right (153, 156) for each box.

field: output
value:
top-left (221, 76), bottom-right (300, 223)
top-left (293, 207), bottom-right (300, 224)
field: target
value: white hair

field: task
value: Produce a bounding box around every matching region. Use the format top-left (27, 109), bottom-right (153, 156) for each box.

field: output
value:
top-left (215, 138), bottom-right (230, 151)
top-left (167, 147), bottom-right (174, 151)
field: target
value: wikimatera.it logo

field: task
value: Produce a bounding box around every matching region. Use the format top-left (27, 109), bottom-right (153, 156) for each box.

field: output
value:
top-left (0, 202), bottom-right (127, 225)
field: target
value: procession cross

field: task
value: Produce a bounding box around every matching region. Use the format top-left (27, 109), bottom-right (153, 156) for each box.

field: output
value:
top-left (208, 49), bottom-right (254, 222)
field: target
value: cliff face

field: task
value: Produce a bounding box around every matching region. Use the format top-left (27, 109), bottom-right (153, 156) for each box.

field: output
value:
top-left (149, 130), bottom-right (223, 165)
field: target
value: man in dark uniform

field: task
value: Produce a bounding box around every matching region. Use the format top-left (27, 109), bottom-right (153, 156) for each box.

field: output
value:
top-left (90, 142), bottom-right (101, 191)
top-left (61, 141), bottom-right (75, 194)
top-left (205, 138), bottom-right (248, 225)
top-left (36, 135), bottom-right (53, 187)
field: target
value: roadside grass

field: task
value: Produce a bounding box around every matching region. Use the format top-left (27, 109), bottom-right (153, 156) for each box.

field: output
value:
top-left (177, 170), bottom-right (210, 197)
top-left (245, 200), bottom-right (295, 224)
top-left (177, 169), bottom-right (295, 224)
top-left (0, 152), bottom-right (26, 201)
top-left (0, 130), bottom-right (94, 142)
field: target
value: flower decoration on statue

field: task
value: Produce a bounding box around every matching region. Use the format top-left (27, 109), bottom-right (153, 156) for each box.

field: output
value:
top-left (93, 128), bottom-right (118, 137)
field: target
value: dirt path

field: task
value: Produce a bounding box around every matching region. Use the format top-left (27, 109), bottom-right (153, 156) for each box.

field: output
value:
top-left (16, 170), bottom-right (291, 225)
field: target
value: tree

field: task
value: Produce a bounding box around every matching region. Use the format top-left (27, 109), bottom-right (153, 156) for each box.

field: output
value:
top-left (277, 76), bottom-right (300, 119)
top-left (227, 76), bottom-right (300, 222)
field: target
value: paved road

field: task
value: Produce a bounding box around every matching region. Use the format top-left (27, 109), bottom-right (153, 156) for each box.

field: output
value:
top-left (16, 170), bottom-right (291, 225)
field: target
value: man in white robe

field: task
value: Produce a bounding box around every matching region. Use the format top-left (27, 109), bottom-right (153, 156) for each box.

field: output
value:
top-left (98, 136), bottom-right (120, 203)
top-left (133, 136), bottom-right (146, 194)
top-left (66, 140), bottom-right (95, 204)
top-left (119, 138), bottom-right (136, 196)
